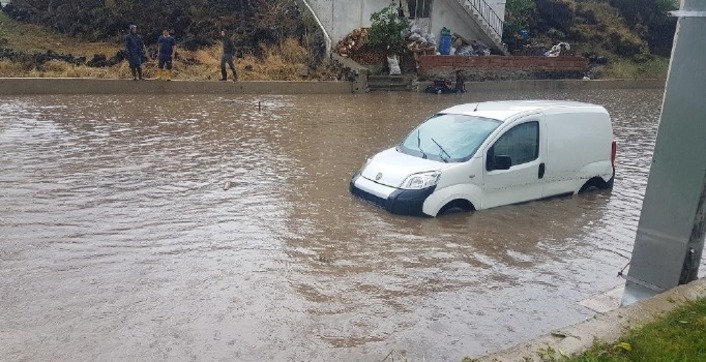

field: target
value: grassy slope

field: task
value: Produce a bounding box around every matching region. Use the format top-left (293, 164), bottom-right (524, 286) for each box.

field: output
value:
top-left (517, 0), bottom-right (672, 79)
top-left (0, 11), bottom-right (116, 55)
top-left (594, 56), bottom-right (670, 80)
top-left (0, 11), bottom-right (333, 80)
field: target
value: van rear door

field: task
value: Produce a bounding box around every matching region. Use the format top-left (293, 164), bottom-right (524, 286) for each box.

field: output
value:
top-left (481, 117), bottom-right (546, 209)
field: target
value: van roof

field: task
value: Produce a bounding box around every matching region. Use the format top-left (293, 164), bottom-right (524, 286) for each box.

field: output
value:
top-left (439, 100), bottom-right (608, 122)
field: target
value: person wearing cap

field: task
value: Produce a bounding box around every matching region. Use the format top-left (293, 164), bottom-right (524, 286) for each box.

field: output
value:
top-left (125, 24), bottom-right (146, 80)
top-left (156, 28), bottom-right (176, 80)
top-left (219, 30), bottom-right (238, 82)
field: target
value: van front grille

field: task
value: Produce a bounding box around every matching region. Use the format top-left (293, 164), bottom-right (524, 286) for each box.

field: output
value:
top-left (350, 184), bottom-right (388, 209)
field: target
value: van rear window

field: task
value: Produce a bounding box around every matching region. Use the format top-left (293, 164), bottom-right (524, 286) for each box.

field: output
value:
top-left (398, 114), bottom-right (501, 162)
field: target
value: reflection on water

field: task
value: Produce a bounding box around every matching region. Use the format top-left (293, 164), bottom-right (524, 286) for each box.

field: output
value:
top-left (0, 90), bottom-right (700, 361)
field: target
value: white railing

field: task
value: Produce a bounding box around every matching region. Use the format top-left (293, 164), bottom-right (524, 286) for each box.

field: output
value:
top-left (461, 0), bottom-right (505, 39)
top-left (300, 0), bottom-right (332, 54)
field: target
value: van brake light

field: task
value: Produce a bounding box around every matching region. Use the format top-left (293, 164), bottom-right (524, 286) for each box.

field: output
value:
top-left (611, 140), bottom-right (617, 167)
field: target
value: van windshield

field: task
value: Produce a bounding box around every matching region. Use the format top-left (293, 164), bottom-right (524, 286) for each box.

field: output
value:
top-left (398, 114), bottom-right (501, 162)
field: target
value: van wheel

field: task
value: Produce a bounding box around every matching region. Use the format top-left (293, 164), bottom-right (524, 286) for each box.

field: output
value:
top-left (439, 199), bottom-right (475, 215)
top-left (579, 177), bottom-right (609, 193)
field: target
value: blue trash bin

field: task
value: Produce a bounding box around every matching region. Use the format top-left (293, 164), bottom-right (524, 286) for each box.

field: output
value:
top-left (439, 27), bottom-right (452, 55)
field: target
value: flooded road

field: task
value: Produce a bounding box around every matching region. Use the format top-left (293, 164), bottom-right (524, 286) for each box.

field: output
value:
top-left (1, 89), bottom-right (702, 361)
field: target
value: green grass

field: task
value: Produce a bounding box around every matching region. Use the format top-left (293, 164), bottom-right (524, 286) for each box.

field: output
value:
top-left (594, 56), bottom-right (670, 80)
top-left (537, 297), bottom-right (706, 362)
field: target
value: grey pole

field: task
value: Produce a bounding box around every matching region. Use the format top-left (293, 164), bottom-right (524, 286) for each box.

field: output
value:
top-left (622, 0), bottom-right (706, 305)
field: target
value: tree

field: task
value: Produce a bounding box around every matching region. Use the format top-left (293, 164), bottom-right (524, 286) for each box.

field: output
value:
top-left (368, 2), bottom-right (409, 54)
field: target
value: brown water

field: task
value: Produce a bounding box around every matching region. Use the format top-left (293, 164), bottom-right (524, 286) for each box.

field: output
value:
top-left (0, 90), bottom-right (699, 361)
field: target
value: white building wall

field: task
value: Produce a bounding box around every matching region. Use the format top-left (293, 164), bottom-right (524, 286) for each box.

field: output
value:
top-left (304, 0), bottom-right (506, 46)
top-left (305, 0), bottom-right (392, 43)
top-left (485, 0), bottom-right (506, 21)
top-left (305, 0), bottom-right (334, 38)
top-left (430, 0), bottom-right (485, 45)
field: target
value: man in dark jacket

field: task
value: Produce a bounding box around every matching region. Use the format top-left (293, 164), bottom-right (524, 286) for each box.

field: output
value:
top-left (156, 28), bottom-right (176, 80)
top-left (125, 24), bottom-right (146, 80)
top-left (220, 30), bottom-right (238, 82)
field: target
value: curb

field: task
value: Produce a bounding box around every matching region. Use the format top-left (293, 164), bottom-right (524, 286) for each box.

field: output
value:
top-left (476, 278), bottom-right (706, 361)
top-left (0, 78), bottom-right (353, 95)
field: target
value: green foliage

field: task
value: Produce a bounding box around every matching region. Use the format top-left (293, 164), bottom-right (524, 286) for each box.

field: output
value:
top-left (368, 2), bottom-right (409, 53)
top-left (536, 297), bottom-right (706, 361)
top-left (503, 0), bottom-right (536, 42)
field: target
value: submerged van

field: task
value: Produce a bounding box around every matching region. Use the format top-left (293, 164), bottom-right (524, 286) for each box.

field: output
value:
top-left (350, 100), bottom-right (616, 216)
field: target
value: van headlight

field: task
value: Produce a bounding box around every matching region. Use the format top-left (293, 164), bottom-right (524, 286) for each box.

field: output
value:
top-left (401, 171), bottom-right (441, 190)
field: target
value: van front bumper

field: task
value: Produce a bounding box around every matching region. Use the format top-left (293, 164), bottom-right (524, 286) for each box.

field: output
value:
top-left (349, 174), bottom-right (435, 217)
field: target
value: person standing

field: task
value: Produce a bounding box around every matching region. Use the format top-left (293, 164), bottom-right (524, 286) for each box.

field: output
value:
top-left (125, 25), bottom-right (146, 80)
top-left (220, 30), bottom-right (238, 82)
top-left (156, 28), bottom-right (176, 81)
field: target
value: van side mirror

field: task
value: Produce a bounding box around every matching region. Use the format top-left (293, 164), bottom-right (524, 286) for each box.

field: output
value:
top-left (493, 155), bottom-right (512, 170)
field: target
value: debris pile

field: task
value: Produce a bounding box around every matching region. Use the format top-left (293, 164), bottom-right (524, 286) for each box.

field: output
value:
top-left (334, 28), bottom-right (385, 65)
top-left (402, 23), bottom-right (436, 53)
top-left (544, 42), bottom-right (571, 57)
top-left (335, 28), bottom-right (369, 58)
top-left (452, 35), bottom-right (491, 56)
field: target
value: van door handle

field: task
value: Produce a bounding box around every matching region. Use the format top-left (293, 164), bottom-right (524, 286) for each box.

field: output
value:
top-left (538, 163), bottom-right (546, 179)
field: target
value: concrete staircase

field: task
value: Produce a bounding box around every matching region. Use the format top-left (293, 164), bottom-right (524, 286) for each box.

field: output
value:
top-left (455, 0), bottom-right (508, 55)
top-left (367, 75), bottom-right (415, 92)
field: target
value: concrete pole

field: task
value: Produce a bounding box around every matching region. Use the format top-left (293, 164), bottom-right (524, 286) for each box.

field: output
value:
top-left (622, 0), bottom-right (706, 305)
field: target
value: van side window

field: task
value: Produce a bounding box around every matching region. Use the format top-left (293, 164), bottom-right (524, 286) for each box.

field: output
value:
top-left (486, 121), bottom-right (539, 170)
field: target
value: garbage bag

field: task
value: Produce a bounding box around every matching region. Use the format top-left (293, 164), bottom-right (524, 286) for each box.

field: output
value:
top-left (387, 55), bottom-right (401, 75)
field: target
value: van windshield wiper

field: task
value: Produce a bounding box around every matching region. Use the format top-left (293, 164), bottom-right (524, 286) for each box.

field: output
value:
top-left (431, 137), bottom-right (451, 162)
top-left (417, 129), bottom-right (428, 159)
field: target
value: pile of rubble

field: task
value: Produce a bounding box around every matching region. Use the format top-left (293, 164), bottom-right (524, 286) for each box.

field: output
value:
top-left (402, 23), bottom-right (436, 54)
top-left (334, 23), bottom-right (439, 66)
top-left (451, 35), bottom-right (491, 56)
top-left (334, 28), bottom-right (386, 65)
top-left (335, 28), bottom-right (369, 58)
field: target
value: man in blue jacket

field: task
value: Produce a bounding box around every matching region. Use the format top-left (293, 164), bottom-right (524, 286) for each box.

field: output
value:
top-left (125, 25), bottom-right (146, 80)
top-left (156, 28), bottom-right (176, 80)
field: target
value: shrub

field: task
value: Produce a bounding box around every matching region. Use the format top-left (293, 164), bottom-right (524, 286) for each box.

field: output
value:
top-left (368, 3), bottom-right (409, 54)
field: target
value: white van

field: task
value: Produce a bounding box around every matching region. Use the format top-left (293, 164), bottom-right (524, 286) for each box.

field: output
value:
top-left (350, 100), bottom-right (616, 216)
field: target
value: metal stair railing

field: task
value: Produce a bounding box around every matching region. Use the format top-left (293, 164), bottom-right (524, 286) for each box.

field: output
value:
top-left (460, 0), bottom-right (505, 40)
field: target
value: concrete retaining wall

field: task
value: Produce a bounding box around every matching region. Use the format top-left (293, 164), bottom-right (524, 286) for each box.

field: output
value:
top-left (0, 77), bottom-right (665, 96)
top-left (0, 78), bottom-right (353, 95)
top-left (456, 79), bottom-right (666, 91)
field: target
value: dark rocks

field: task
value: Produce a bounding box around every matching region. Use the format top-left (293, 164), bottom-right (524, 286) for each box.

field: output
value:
top-left (87, 54), bottom-right (107, 67)
top-left (0, 48), bottom-right (115, 68)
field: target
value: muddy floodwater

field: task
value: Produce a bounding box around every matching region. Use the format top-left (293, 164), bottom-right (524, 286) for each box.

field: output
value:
top-left (1, 89), bottom-right (703, 361)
